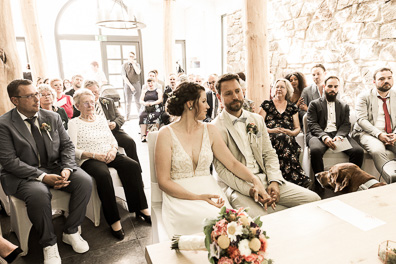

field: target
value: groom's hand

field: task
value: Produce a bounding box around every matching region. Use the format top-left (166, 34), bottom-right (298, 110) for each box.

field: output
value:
top-left (249, 187), bottom-right (274, 210)
top-left (267, 182), bottom-right (280, 204)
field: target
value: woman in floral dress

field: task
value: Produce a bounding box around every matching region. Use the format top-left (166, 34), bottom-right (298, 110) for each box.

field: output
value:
top-left (258, 79), bottom-right (311, 188)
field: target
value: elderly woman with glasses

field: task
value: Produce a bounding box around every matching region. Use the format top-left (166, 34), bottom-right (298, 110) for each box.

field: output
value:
top-left (68, 89), bottom-right (150, 240)
top-left (38, 84), bottom-right (69, 130)
top-left (258, 79), bottom-right (310, 188)
top-left (139, 77), bottom-right (163, 142)
top-left (50, 78), bottom-right (74, 119)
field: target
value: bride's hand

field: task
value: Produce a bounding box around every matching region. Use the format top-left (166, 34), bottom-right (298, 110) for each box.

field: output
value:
top-left (199, 194), bottom-right (225, 208)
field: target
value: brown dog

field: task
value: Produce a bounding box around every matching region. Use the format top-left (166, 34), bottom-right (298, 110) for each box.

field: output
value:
top-left (315, 163), bottom-right (386, 193)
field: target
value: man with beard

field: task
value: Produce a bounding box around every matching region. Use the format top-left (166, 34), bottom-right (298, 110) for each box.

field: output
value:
top-left (65, 74), bottom-right (84, 97)
top-left (213, 73), bottom-right (320, 218)
top-left (352, 67), bottom-right (396, 177)
top-left (307, 76), bottom-right (364, 189)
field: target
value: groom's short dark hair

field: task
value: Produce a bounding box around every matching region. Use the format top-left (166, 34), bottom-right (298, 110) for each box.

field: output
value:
top-left (216, 73), bottom-right (240, 95)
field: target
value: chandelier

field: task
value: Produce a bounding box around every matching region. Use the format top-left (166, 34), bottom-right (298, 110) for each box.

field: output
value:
top-left (96, 0), bottom-right (146, 30)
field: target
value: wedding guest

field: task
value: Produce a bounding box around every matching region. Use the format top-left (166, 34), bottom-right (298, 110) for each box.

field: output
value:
top-left (0, 236), bottom-right (22, 263)
top-left (285, 71), bottom-right (307, 106)
top-left (0, 79), bottom-right (92, 263)
top-left (69, 89), bottom-right (150, 240)
top-left (259, 79), bottom-right (310, 187)
top-left (35, 77), bottom-right (43, 87)
top-left (161, 73), bottom-right (177, 125)
top-left (352, 67), bottom-right (396, 177)
top-left (139, 77), bottom-right (163, 142)
top-left (43, 78), bottom-right (49, 85)
top-left (308, 76), bottom-right (364, 192)
top-left (84, 80), bottom-right (141, 169)
top-left (121, 51), bottom-right (141, 118)
top-left (65, 75), bottom-right (84, 97)
top-left (155, 82), bottom-right (268, 238)
top-left (50, 78), bottom-right (74, 119)
top-left (240, 80), bottom-right (255, 113)
top-left (38, 84), bottom-right (68, 130)
top-left (63, 79), bottom-right (71, 91)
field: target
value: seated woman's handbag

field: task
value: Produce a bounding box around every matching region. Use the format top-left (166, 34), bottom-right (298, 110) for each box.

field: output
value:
top-left (145, 105), bottom-right (156, 113)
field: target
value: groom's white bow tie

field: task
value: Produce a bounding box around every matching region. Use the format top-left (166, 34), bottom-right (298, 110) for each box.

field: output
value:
top-left (232, 117), bottom-right (247, 125)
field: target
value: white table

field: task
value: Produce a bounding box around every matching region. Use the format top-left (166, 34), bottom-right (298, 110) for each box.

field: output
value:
top-left (146, 183), bottom-right (396, 264)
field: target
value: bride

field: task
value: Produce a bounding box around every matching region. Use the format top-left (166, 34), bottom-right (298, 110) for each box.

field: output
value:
top-left (155, 82), bottom-right (269, 237)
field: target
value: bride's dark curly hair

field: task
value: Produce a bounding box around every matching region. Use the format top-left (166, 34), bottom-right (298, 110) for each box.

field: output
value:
top-left (166, 82), bottom-right (205, 117)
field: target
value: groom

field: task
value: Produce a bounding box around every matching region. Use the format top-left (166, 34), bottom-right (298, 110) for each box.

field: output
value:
top-left (213, 73), bottom-right (320, 217)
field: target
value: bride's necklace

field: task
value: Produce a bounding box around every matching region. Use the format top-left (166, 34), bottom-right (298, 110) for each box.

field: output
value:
top-left (79, 115), bottom-right (96, 122)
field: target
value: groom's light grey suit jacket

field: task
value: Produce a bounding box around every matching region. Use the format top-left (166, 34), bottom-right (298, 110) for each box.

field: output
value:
top-left (212, 110), bottom-right (285, 197)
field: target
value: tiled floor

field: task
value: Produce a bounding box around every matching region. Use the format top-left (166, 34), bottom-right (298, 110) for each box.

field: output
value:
top-left (0, 118), bottom-right (153, 264)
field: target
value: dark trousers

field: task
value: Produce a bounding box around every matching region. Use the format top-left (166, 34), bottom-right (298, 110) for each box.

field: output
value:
top-left (308, 134), bottom-right (364, 174)
top-left (13, 168), bottom-right (92, 248)
top-left (113, 129), bottom-right (141, 171)
top-left (81, 154), bottom-right (147, 226)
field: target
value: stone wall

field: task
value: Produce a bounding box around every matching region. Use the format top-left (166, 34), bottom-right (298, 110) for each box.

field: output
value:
top-left (226, 0), bottom-right (396, 108)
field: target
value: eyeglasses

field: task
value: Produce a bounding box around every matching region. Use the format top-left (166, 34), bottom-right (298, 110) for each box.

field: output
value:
top-left (14, 92), bottom-right (41, 99)
top-left (40, 94), bottom-right (52, 98)
top-left (83, 101), bottom-right (95, 108)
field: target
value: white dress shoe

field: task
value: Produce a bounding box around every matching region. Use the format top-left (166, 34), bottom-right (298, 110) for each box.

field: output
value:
top-left (62, 232), bottom-right (89, 253)
top-left (43, 244), bottom-right (61, 264)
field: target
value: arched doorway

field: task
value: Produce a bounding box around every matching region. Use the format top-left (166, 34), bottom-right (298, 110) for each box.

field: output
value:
top-left (54, 0), bottom-right (144, 115)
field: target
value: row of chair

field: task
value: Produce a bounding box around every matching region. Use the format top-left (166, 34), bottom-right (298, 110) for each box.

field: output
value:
top-left (0, 148), bottom-right (127, 255)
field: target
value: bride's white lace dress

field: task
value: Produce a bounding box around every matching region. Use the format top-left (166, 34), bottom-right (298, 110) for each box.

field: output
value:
top-left (162, 124), bottom-right (231, 238)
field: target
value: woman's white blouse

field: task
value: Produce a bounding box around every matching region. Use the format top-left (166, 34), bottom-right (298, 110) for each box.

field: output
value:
top-left (68, 116), bottom-right (118, 166)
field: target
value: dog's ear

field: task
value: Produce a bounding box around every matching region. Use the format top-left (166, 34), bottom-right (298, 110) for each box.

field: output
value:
top-left (334, 170), bottom-right (350, 192)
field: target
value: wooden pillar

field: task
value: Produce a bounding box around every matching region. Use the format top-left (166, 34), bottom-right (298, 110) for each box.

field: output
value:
top-left (163, 0), bottom-right (175, 79)
top-left (20, 0), bottom-right (48, 82)
top-left (0, 0), bottom-right (22, 115)
top-left (244, 0), bottom-right (270, 109)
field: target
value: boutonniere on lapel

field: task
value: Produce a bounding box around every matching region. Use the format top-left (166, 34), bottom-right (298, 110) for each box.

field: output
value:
top-left (40, 123), bottom-right (53, 141)
top-left (246, 122), bottom-right (259, 144)
top-left (101, 98), bottom-right (109, 109)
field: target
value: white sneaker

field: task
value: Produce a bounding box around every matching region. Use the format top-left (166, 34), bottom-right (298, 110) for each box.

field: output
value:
top-left (43, 244), bottom-right (61, 264)
top-left (62, 232), bottom-right (89, 253)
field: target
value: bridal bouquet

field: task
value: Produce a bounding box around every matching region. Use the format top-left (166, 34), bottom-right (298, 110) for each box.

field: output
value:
top-left (172, 207), bottom-right (272, 264)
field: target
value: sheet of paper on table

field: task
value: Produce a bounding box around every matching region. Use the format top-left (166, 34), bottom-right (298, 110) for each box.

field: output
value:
top-left (318, 200), bottom-right (385, 231)
top-left (328, 138), bottom-right (353, 153)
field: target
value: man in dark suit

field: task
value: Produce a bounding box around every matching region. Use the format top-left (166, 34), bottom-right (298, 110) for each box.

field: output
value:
top-left (0, 79), bottom-right (92, 264)
top-left (307, 76), bottom-right (364, 178)
top-left (84, 80), bottom-right (141, 168)
top-left (204, 74), bottom-right (219, 122)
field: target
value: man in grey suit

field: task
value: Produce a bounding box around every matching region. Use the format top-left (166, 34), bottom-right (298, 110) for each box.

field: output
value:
top-left (352, 67), bottom-right (396, 178)
top-left (213, 73), bottom-right (320, 218)
top-left (299, 64), bottom-right (327, 121)
top-left (307, 76), bottom-right (364, 191)
top-left (0, 79), bottom-right (92, 264)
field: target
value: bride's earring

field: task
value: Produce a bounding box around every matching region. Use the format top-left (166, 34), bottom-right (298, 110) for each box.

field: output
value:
top-left (189, 106), bottom-right (193, 110)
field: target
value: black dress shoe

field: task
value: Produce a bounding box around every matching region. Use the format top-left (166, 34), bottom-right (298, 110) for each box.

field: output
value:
top-left (136, 211), bottom-right (152, 224)
top-left (110, 227), bottom-right (125, 240)
top-left (4, 247), bottom-right (22, 263)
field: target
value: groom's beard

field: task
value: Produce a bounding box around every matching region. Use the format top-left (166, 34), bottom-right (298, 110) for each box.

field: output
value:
top-left (377, 82), bottom-right (392, 92)
top-left (225, 99), bottom-right (244, 112)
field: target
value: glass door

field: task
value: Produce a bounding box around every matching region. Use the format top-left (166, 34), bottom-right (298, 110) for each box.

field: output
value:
top-left (102, 41), bottom-right (143, 118)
